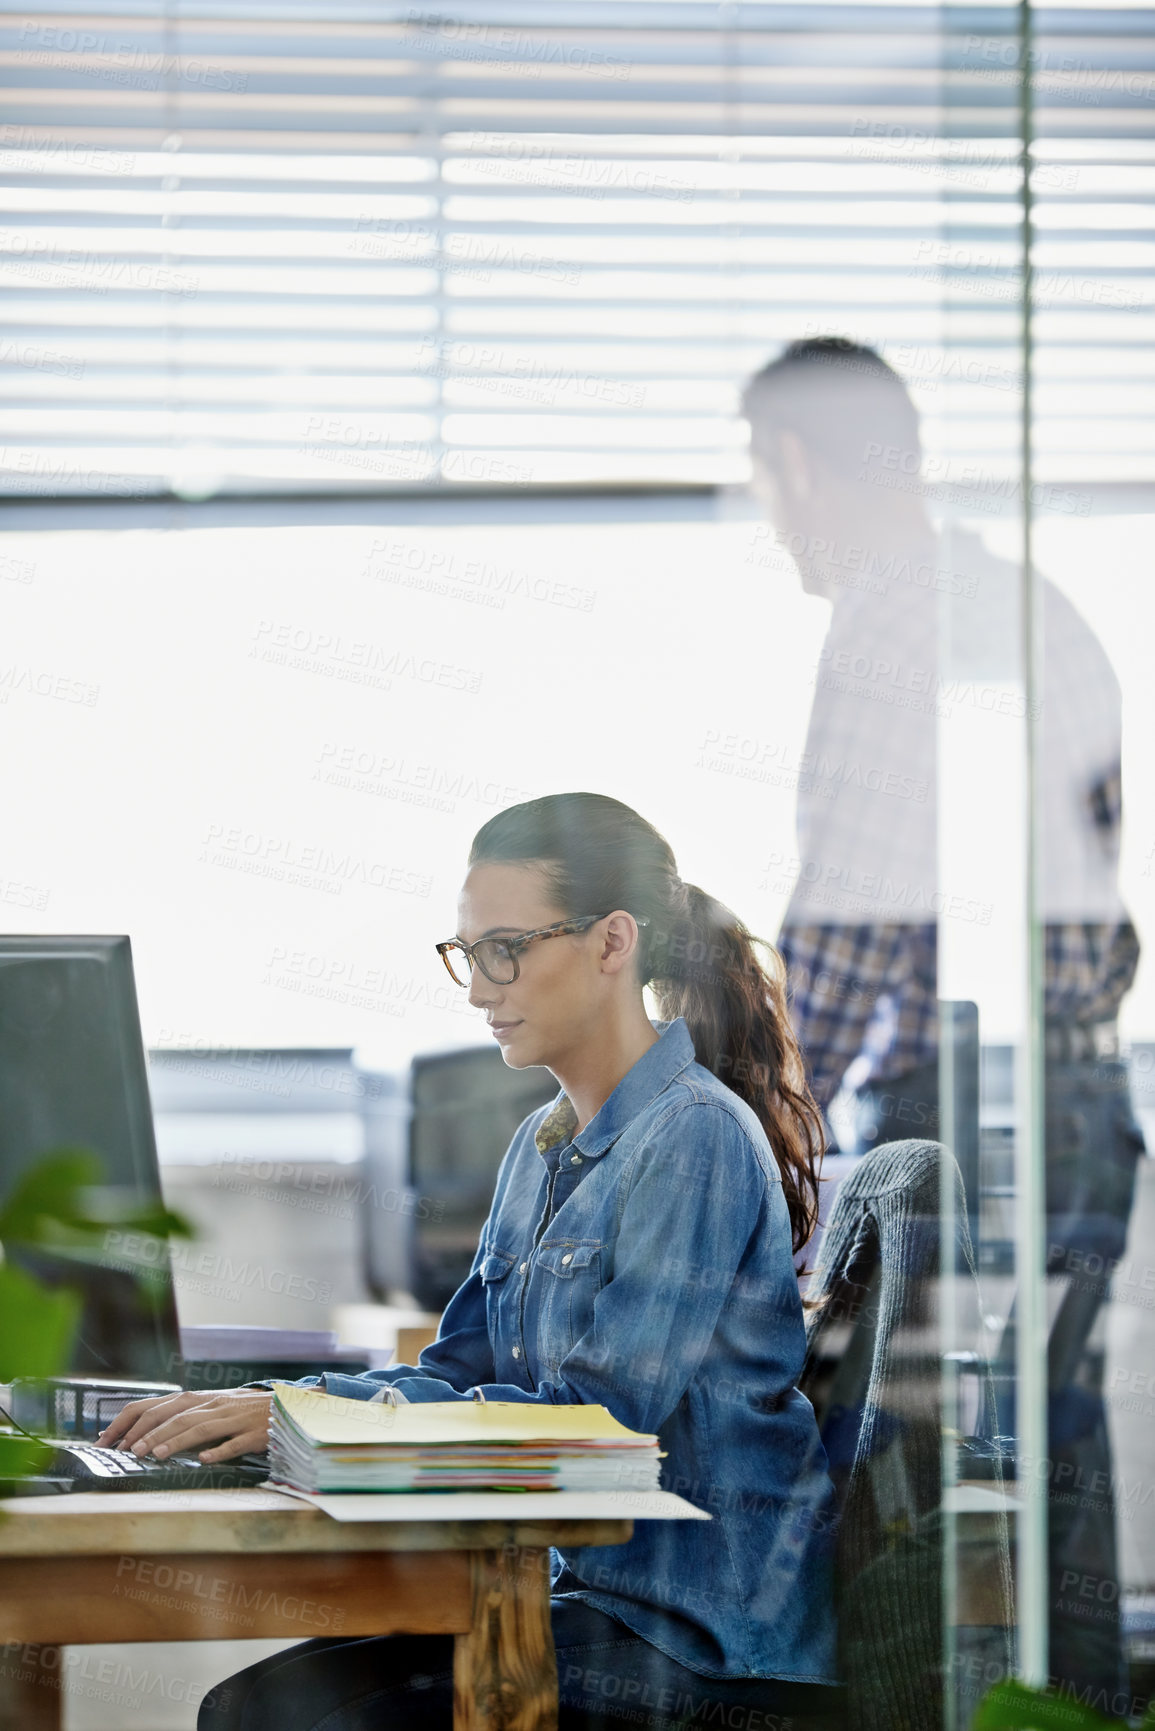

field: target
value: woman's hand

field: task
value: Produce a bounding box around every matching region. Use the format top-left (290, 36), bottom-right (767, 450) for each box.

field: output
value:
top-left (96, 1389), bottom-right (274, 1463)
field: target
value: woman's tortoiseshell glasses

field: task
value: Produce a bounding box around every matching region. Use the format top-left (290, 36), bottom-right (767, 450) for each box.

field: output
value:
top-left (435, 914), bottom-right (613, 987)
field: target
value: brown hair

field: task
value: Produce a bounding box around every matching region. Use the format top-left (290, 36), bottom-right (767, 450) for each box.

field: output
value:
top-left (468, 792), bottom-right (824, 1252)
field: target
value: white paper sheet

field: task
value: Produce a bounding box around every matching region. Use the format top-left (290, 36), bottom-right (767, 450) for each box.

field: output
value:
top-left (263, 1486), bottom-right (711, 1523)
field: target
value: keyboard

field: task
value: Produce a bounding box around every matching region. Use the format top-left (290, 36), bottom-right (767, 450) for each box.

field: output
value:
top-left (13, 1441), bottom-right (271, 1493)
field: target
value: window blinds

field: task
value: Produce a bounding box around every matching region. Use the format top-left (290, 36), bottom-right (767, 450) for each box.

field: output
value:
top-left (0, 2), bottom-right (1149, 497)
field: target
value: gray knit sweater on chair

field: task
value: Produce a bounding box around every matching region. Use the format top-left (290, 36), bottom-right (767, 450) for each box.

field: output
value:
top-left (801, 1138), bottom-right (1014, 1731)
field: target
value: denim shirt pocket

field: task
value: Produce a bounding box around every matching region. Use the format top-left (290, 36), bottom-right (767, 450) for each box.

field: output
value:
top-left (535, 1241), bottom-right (603, 1376)
top-left (479, 1248), bottom-right (517, 1346)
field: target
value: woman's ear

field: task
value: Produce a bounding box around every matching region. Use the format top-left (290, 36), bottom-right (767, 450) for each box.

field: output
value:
top-left (599, 911), bottom-right (641, 976)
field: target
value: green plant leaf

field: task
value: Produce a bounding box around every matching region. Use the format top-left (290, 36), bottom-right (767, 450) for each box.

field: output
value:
top-left (104, 1201), bottom-right (194, 1240)
top-left (0, 1146), bottom-right (194, 1248)
top-left (0, 1147), bottom-right (104, 1242)
top-left (0, 1261), bottom-right (80, 1382)
top-left (975, 1679), bottom-right (1127, 1731)
top-left (0, 1148), bottom-right (198, 1498)
top-left (0, 1433), bottom-right (53, 1477)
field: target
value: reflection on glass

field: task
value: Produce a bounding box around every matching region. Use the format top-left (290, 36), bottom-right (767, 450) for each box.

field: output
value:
top-left (743, 338), bottom-right (1146, 1721)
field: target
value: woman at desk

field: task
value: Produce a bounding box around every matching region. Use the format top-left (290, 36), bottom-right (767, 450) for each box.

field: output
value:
top-left (103, 793), bottom-right (839, 1730)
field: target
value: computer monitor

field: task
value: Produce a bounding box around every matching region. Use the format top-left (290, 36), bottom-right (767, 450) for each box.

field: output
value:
top-left (405, 1045), bottom-right (558, 1311)
top-left (0, 935), bottom-right (181, 1380)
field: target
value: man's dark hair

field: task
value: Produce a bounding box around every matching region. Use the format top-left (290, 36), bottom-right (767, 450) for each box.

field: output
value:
top-left (742, 336), bottom-right (921, 479)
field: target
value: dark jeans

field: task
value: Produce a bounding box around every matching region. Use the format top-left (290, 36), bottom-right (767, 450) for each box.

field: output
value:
top-left (855, 1054), bottom-right (1145, 1702)
top-left (197, 1600), bottom-right (842, 1731)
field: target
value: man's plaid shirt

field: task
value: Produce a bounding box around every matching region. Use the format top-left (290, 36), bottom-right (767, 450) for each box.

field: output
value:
top-left (776, 528), bottom-right (1139, 1111)
top-left (779, 919), bottom-right (1140, 1111)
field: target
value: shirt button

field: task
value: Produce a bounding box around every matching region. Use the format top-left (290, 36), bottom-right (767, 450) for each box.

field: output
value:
top-left (561, 1253), bottom-right (573, 1266)
top-left (512, 1346), bottom-right (521, 1360)
top-left (571, 1153), bottom-right (582, 1165)
top-left (519, 1262), bottom-right (527, 1274)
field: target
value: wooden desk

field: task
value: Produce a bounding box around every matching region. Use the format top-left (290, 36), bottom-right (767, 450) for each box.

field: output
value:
top-left (0, 1488), bottom-right (636, 1730)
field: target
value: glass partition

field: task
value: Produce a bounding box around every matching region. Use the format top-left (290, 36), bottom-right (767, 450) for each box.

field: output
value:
top-left (0, 5), bottom-right (1150, 1728)
top-left (935, 6), bottom-right (1155, 1724)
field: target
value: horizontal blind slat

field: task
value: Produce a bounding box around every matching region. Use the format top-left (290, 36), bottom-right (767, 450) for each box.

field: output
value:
top-left (0, 4), bottom-right (1147, 494)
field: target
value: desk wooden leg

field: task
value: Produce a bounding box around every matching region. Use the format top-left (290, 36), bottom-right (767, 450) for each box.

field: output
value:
top-left (454, 1547), bottom-right (556, 1731)
top-left (0, 1641), bottom-right (62, 1731)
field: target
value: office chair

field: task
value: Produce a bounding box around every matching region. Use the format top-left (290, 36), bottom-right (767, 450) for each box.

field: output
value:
top-left (800, 1138), bottom-right (1014, 1731)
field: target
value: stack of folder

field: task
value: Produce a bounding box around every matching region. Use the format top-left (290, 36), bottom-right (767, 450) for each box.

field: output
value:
top-left (268, 1383), bottom-right (662, 1494)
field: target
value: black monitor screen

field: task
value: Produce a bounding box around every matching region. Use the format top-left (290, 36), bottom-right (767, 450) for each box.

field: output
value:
top-left (408, 1045), bottom-right (558, 1311)
top-left (0, 935), bottom-right (180, 1380)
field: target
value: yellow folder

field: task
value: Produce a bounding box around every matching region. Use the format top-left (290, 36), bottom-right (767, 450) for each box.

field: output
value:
top-left (272, 1383), bottom-right (657, 1449)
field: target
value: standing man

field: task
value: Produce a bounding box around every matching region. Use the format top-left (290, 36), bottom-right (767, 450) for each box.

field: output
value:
top-left (742, 337), bottom-right (1144, 1704)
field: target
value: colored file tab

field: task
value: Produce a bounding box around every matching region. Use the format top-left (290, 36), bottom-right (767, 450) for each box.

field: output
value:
top-left (268, 1383), bottom-right (663, 1494)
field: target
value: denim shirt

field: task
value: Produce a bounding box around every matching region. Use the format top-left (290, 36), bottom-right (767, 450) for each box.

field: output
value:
top-left (309, 1019), bottom-right (837, 1682)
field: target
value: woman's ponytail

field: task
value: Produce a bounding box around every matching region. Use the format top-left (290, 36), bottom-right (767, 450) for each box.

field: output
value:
top-left (469, 793), bottom-right (825, 1253)
top-left (642, 883), bottom-right (823, 1254)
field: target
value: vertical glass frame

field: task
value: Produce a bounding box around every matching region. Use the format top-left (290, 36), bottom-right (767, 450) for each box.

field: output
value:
top-left (935, 1), bottom-right (1043, 1718)
top-left (939, 4), bottom-right (1154, 1722)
